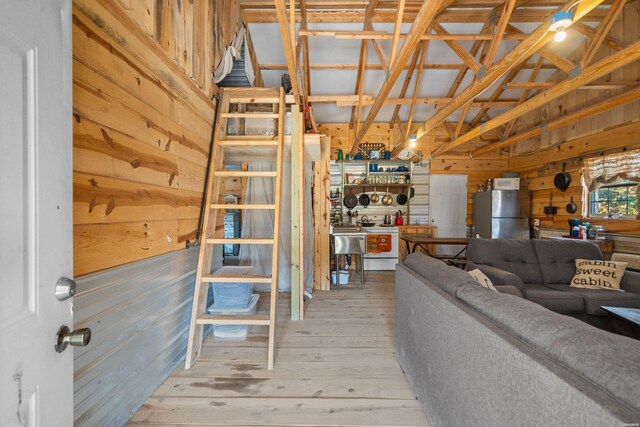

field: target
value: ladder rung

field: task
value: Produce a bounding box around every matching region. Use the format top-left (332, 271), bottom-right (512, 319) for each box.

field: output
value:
top-left (223, 135), bottom-right (280, 141)
top-left (206, 238), bottom-right (274, 245)
top-left (222, 113), bottom-right (279, 119)
top-left (213, 171), bottom-right (276, 177)
top-left (196, 314), bottom-right (270, 326)
top-left (219, 140), bottom-right (279, 147)
top-left (202, 275), bottom-right (272, 283)
top-left (230, 97), bottom-right (280, 104)
top-left (210, 204), bottom-right (275, 210)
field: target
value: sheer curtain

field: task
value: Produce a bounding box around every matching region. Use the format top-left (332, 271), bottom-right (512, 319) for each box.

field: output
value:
top-left (212, 25), bottom-right (255, 86)
top-left (581, 149), bottom-right (640, 218)
top-left (239, 161), bottom-right (315, 292)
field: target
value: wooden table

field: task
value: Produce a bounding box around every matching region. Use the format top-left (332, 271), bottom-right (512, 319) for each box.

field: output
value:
top-left (400, 235), bottom-right (470, 260)
top-left (601, 306), bottom-right (640, 340)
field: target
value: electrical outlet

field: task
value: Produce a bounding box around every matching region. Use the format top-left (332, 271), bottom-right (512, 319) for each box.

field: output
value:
top-left (533, 218), bottom-right (540, 227)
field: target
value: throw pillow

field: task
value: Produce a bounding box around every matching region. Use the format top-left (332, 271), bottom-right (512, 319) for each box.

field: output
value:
top-left (468, 269), bottom-right (498, 292)
top-left (570, 259), bottom-right (628, 292)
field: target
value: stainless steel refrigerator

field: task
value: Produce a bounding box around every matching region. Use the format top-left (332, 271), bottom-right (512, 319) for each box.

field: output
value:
top-left (473, 190), bottom-right (530, 239)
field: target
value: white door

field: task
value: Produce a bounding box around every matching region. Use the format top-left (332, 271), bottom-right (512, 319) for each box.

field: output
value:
top-left (429, 175), bottom-right (467, 255)
top-left (0, 1), bottom-right (74, 426)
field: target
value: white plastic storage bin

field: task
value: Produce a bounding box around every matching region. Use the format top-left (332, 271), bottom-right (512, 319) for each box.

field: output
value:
top-left (210, 266), bottom-right (258, 307)
top-left (211, 282), bottom-right (253, 308)
top-left (207, 294), bottom-right (259, 340)
top-left (331, 270), bottom-right (350, 285)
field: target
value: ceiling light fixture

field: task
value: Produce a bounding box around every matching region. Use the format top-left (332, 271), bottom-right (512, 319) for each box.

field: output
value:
top-left (409, 135), bottom-right (417, 148)
top-left (549, 11), bottom-right (573, 42)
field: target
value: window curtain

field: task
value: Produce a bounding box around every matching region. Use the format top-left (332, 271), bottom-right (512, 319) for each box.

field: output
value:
top-left (212, 25), bottom-right (255, 86)
top-left (581, 149), bottom-right (640, 218)
top-left (239, 161), bottom-right (315, 293)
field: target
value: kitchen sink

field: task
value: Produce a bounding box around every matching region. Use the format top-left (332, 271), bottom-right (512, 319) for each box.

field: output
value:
top-left (331, 226), bottom-right (367, 254)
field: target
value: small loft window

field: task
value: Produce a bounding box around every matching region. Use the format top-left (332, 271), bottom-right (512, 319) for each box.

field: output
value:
top-left (589, 182), bottom-right (638, 218)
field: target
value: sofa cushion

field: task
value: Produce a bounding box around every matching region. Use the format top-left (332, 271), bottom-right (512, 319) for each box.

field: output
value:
top-left (547, 284), bottom-right (640, 316)
top-left (523, 283), bottom-right (584, 314)
top-left (493, 285), bottom-right (523, 297)
top-left (531, 239), bottom-right (602, 285)
top-left (456, 284), bottom-right (640, 414)
top-left (570, 259), bottom-right (627, 291)
top-left (467, 239), bottom-right (543, 284)
top-left (403, 253), bottom-right (477, 297)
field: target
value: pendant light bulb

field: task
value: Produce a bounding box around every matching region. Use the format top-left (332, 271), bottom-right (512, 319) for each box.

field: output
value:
top-left (554, 29), bottom-right (567, 42)
top-left (409, 135), bottom-right (417, 148)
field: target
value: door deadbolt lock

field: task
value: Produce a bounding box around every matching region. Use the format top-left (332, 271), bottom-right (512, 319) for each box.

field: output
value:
top-left (55, 325), bottom-right (91, 353)
top-left (55, 277), bottom-right (77, 301)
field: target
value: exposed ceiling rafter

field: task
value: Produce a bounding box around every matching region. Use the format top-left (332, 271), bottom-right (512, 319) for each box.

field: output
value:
top-left (433, 40), bottom-right (640, 156)
top-left (392, 0), bottom-right (608, 156)
top-left (472, 86), bottom-right (640, 157)
top-left (350, 0), bottom-right (453, 155)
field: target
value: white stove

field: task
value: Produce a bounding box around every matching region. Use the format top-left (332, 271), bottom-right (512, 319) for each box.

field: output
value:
top-left (362, 226), bottom-right (399, 271)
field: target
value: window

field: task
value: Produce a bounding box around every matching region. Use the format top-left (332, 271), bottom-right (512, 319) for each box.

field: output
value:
top-left (589, 182), bottom-right (638, 217)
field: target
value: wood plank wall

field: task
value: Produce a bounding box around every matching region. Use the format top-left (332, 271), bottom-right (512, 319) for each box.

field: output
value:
top-left (319, 123), bottom-right (509, 224)
top-left (72, 0), bottom-right (260, 276)
top-left (509, 2), bottom-right (639, 235)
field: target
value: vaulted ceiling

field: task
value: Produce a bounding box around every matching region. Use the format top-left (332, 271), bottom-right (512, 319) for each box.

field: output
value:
top-left (241, 0), bottom-right (639, 157)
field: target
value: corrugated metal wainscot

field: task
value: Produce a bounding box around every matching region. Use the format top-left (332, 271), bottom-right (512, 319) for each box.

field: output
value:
top-left (72, 247), bottom-right (221, 426)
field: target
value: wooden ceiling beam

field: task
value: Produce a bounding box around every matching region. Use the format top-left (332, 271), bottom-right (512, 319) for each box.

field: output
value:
top-left (434, 40), bottom-right (640, 156)
top-left (506, 25), bottom-right (575, 73)
top-left (274, 0), bottom-right (302, 101)
top-left (241, 0), bottom-right (569, 9)
top-left (572, 22), bottom-right (626, 51)
top-left (242, 8), bottom-right (608, 23)
top-left (405, 41), bottom-right (429, 138)
top-left (506, 80), bottom-right (640, 89)
top-left (259, 62), bottom-right (560, 70)
top-left (502, 55), bottom-right (544, 138)
top-left (431, 22), bottom-right (482, 73)
top-left (472, 86), bottom-right (640, 157)
top-left (297, 29), bottom-right (529, 40)
top-left (390, 0), bottom-right (406, 66)
top-left (394, 0), bottom-right (607, 156)
top-left (312, 95), bottom-right (522, 107)
top-left (350, 0), bottom-right (380, 130)
top-left (469, 64), bottom-right (524, 126)
top-left (350, 0), bottom-right (451, 155)
top-left (389, 47), bottom-right (424, 129)
top-left (581, 0), bottom-right (626, 68)
top-left (483, 0), bottom-right (517, 67)
top-left (350, 40), bottom-right (367, 129)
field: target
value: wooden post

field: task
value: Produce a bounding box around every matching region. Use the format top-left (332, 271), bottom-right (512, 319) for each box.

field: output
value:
top-left (291, 104), bottom-right (303, 320)
top-left (313, 135), bottom-right (331, 291)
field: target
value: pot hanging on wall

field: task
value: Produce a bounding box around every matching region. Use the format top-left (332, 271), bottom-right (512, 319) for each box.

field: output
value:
top-left (554, 163), bottom-right (571, 192)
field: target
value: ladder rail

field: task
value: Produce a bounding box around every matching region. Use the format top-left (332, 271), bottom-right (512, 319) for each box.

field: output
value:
top-left (184, 91), bottom-right (230, 370)
top-left (185, 87), bottom-right (286, 371)
top-left (267, 88), bottom-right (285, 370)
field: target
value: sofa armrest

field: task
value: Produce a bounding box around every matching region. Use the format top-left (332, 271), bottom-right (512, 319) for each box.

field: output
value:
top-left (469, 264), bottom-right (526, 294)
top-left (621, 269), bottom-right (640, 294)
top-left (494, 285), bottom-right (524, 298)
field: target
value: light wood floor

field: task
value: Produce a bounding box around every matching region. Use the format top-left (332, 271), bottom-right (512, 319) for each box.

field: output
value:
top-left (128, 271), bottom-right (431, 426)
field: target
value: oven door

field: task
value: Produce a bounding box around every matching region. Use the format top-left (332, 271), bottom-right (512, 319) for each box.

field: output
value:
top-left (363, 231), bottom-right (399, 270)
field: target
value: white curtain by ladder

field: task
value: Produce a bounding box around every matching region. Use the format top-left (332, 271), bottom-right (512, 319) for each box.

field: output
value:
top-left (212, 25), bottom-right (255, 86)
top-left (239, 161), bottom-right (315, 292)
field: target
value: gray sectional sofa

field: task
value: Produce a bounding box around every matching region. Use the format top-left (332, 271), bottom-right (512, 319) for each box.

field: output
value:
top-left (396, 253), bottom-right (640, 427)
top-left (466, 238), bottom-right (640, 327)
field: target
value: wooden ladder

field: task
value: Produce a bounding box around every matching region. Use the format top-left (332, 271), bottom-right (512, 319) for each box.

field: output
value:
top-left (185, 87), bottom-right (285, 371)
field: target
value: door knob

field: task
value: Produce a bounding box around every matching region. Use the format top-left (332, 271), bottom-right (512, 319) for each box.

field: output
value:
top-left (55, 325), bottom-right (91, 353)
top-left (55, 277), bottom-right (77, 301)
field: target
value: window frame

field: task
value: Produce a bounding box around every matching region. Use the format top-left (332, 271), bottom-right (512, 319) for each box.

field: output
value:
top-left (588, 181), bottom-right (639, 219)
